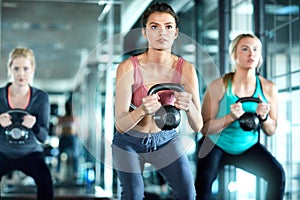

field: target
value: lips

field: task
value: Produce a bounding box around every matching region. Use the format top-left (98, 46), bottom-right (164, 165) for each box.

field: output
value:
top-left (157, 38), bottom-right (167, 42)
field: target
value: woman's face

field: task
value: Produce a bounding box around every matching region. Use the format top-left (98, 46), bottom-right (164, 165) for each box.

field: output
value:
top-left (235, 37), bottom-right (262, 70)
top-left (143, 12), bottom-right (178, 51)
top-left (9, 56), bottom-right (34, 86)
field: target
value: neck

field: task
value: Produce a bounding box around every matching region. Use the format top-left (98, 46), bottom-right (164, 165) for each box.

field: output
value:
top-left (234, 68), bottom-right (256, 84)
top-left (145, 48), bottom-right (173, 64)
top-left (9, 83), bottom-right (30, 97)
top-left (232, 70), bottom-right (257, 97)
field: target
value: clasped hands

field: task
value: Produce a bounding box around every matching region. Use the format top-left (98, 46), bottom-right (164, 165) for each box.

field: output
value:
top-left (0, 113), bottom-right (36, 129)
top-left (141, 91), bottom-right (192, 115)
top-left (230, 101), bottom-right (270, 121)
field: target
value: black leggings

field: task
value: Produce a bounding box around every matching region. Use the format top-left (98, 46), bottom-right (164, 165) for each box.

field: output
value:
top-left (0, 152), bottom-right (53, 200)
top-left (195, 137), bottom-right (285, 200)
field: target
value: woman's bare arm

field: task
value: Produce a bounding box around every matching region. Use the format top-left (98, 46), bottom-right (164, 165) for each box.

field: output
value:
top-left (200, 78), bottom-right (236, 135)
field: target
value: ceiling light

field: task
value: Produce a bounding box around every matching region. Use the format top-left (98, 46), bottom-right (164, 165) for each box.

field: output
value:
top-left (98, 4), bottom-right (112, 21)
top-left (98, 0), bottom-right (121, 5)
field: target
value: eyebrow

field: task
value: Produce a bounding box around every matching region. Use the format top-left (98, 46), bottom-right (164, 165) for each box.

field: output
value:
top-left (240, 44), bottom-right (260, 48)
top-left (148, 21), bottom-right (175, 26)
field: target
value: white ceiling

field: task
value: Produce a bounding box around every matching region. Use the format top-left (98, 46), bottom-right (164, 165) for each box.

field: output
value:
top-left (1, 0), bottom-right (105, 92)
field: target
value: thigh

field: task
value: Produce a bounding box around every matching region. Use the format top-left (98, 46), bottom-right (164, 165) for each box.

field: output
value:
top-left (19, 152), bottom-right (52, 182)
top-left (112, 132), bottom-right (147, 173)
top-left (197, 137), bottom-right (224, 178)
top-left (112, 143), bottom-right (144, 173)
top-left (231, 143), bottom-right (283, 180)
top-left (112, 133), bottom-right (145, 200)
top-left (0, 153), bottom-right (15, 177)
top-left (148, 135), bottom-right (185, 170)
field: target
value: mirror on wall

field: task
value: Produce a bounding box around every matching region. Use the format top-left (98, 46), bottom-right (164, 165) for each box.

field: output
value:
top-left (0, 0), bottom-right (101, 190)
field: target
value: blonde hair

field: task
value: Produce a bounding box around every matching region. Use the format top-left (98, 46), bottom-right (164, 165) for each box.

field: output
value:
top-left (7, 47), bottom-right (36, 69)
top-left (223, 34), bottom-right (263, 89)
top-left (229, 33), bottom-right (263, 73)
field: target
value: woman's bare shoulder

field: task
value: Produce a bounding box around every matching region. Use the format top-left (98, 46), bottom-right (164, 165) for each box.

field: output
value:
top-left (209, 77), bottom-right (225, 89)
top-left (259, 76), bottom-right (278, 97)
top-left (181, 58), bottom-right (195, 70)
top-left (205, 77), bottom-right (225, 101)
top-left (118, 58), bottom-right (133, 70)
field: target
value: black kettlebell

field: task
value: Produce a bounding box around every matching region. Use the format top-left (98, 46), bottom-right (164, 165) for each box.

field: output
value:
top-left (147, 83), bottom-right (184, 130)
top-left (236, 97), bottom-right (262, 131)
top-left (5, 109), bottom-right (30, 144)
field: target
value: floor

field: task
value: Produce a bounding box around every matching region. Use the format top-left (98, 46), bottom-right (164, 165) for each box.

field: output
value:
top-left (0, 165), bottom-right (171, 200)
top-left (0, 183), bottom-right (114, 200)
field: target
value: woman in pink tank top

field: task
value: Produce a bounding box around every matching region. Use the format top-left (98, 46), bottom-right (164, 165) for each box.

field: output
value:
top-left (112, 2), bottom-right (203, 200)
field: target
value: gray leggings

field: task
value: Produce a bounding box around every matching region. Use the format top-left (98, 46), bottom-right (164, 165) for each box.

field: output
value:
top-left (112, 129), bottom-right (196, 200)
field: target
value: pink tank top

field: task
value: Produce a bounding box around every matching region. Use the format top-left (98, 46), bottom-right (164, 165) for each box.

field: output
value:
top-left (131, 56), bottom-right (184, 107)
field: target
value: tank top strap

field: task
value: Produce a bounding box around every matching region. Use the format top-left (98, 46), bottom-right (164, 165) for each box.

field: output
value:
top-left (253, 76), bottom-right (267, 102)
top-left (227, 78), bottom-right (234, 96)
top-left (171, 57), bottom-right (184, 83)
top-left (256, 76), bottom-right (261, 92)
top-left (130, 56), bottom-right (143, 90)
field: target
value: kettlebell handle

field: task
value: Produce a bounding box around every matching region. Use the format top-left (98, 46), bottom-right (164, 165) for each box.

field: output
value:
top-left (235, 97), bottom-right (261, 104)
top-left (6, 109), bottom-right (29, 116)
top-left (147, 83), bottom-right (184, 96)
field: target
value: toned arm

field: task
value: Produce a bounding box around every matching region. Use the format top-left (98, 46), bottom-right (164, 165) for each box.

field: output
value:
top-left (114, 59), bottom-right (147, 133)
top-left (180, 62), bottom-right (203, 132)
top-left (200, 78), bottom-right (236, 135)
top-left (259, 77), bottom-right (278, 136)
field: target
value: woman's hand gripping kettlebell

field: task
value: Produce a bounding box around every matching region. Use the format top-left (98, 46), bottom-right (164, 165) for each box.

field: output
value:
top-left (147, 83), bottom-right (185, 130)
top-left (141, 93), bottom-right (161, 115)
top-left (230, 102), bottom-right (244, 120)
top-left (255, 95), bottom-right (270, 122)
top-left (174, 91), bottom-right (193, 112)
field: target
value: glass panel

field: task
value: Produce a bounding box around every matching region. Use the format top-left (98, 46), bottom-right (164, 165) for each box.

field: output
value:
top-left (273, 53), bottom-right (288, 76)
top-left (201, 0), bottom-right (219, 67)
top-left (276, 92), bottom-right (290, 161)
top-left (291, 20), bottom-right (300, 72)
top-left (292, 125), bottom-right (300, 199)
top-left (291, 72), bottom-right (300, 88)
top-left (275, 76), bottom-right (288, 90)
top-left (236, 169), bottom-right (256, 199)
top-left (292, 123), bottom-right (300, 161)
top-left (291, 89), bottom-right (300, 126)
top-left (231, 0), bottom-right (253, 37)
top-left (265, 0), bottom-right (300, 198)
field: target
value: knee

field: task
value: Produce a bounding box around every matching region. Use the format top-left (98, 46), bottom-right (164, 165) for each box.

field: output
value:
top-left (36, 178), bottom-right (53, 189)
top-left (116, 168), bottom-right (145, 199)
top-left (272, 165), bottom-right (285, 185)
top-left (195, 169), bottom-right (216, 188)
top-left (266, 164), bottom-right (286, 191)
top-left (120, 183), bottom-right (144, 200)
top-left (173, 182), bottom-right (196, 200)
top-left (277, 167), bottom-right (286, 187)
top-left (175, 189), bottom-right (196, 200)
top-left (34, 173), bottom-right (53, 188)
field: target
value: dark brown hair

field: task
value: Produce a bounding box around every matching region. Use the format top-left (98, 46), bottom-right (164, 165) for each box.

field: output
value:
top-left (141, 2), bottom-right (179, 28)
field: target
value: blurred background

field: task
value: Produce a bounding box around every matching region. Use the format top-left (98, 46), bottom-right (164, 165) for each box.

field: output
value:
top-left (0, 0), bottom-right (299, 199)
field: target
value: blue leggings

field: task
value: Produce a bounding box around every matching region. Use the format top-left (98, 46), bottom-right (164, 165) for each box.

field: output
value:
top-left (112, 129), bottom-right (196, 200)
top-left (195, 137), bottom-right (285, 200)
